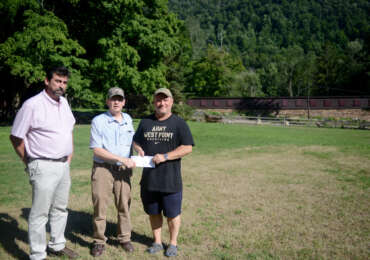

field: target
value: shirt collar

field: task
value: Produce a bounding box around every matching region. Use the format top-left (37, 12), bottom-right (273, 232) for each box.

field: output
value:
top-left (106, 111), bottom-right (127, 125)
top-left (42, 89), bottom-right (60, 106)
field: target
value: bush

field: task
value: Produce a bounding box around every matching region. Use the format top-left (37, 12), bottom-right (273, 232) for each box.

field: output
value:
top-left (172, 103), bottom-right (194, 121)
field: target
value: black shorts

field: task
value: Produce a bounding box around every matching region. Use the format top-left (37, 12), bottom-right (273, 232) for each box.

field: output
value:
top-left (140, 189), bottom-right (182, 218)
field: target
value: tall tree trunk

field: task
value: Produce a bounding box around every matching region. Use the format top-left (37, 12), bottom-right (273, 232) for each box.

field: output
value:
top-left (288, 76), bottom-right (293, 97)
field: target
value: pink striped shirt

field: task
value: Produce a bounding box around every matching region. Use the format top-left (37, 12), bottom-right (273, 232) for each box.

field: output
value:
top-left (11, 90), bottom-right (75, 159)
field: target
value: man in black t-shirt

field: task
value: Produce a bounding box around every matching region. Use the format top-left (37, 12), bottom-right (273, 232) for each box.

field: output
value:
top-left (133, 88), bottom-right (194, 257)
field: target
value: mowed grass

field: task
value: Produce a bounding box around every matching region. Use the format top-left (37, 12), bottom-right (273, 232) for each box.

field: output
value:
top-left (0, 122), bottom-right (369, 259)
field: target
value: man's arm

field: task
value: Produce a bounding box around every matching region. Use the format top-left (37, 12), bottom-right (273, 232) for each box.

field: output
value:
top-left (90, 118), bottom-right (135, 169)
top-left (133, 141), bottom-right (145, 156)
top-left (152, 145), bottom-right (192, 165)
top-left (9, 135), bottom-right (28, 165)
top-left (93, 147), bottom-right (135, 168)
top-left (67, 133), bottom-right (73, 164)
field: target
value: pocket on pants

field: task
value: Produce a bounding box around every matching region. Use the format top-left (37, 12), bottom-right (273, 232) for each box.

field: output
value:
top-left (27, 160), bottom-right (40, 181)
top-left (65, 161), bottom-right (70, 171)
top-left (91, 165), bottom-right (97, 181)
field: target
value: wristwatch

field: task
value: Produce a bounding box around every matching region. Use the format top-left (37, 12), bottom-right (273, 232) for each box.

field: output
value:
top-left (164, 153), bottom-right (168, 161)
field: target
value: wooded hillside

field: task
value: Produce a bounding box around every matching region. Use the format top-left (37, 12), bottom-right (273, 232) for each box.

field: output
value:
top-left (0, 0), bottom-right (369, 120)
top-left (169, 0), bottom-right (369, 97)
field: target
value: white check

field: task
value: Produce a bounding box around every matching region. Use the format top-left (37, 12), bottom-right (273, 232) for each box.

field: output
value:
top-left (131, 156), bottom-right (155, 168)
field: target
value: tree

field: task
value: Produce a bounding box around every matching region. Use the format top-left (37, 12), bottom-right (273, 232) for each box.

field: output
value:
top-left (229, 69), bottom-right (263, 97)
top-left (0, 7), bottom-right (90, 119)
top-left (185, 16), bottom-right (209, 59)
top-left (186, 45), bottom-right (245, 97)
top-left (277, 45), bottom-right (305, 97)
top-left (169, 0), bottom-right (370, 97)
top-left (295, 51), bottom-right (317, 97)
top-left (0, 0), bottom-right (186, 120)
top-left (89, 0), bottom-right (184, 107)
top-left (315, 43), bottom-right (346, 95)
top-left (340, 40), bottom-right (369, 95)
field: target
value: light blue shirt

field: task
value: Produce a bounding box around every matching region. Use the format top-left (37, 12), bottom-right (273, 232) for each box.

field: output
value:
top-left (90, 111), bottom-right (134, 164)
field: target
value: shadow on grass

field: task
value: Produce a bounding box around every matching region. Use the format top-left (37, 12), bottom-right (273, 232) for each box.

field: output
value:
top-left (65, 209), bottom-right (153, 247)
top-left (19, 208), bottom-right (152, 249)
top-left (0, 213), bottom-right (29, 260)
top-left (0, 208), bottom-right (152, 258)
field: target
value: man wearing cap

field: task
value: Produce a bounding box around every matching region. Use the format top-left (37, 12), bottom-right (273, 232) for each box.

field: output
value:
top-left (133, 88), bottom-right (194, 257)
top-left (9, 66), bottom-right (79, 260)
top-left (89, 87), bottom-right (136, 256)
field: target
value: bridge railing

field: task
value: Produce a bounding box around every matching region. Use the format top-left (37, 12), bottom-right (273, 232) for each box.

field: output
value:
top-left (203, 114), bottom-right (370, 129)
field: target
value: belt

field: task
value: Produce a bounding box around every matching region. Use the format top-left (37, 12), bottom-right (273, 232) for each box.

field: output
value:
top-left (94, 162), bottom-right (127, 172)
top-left (28, 156), bottom-right (68, 163)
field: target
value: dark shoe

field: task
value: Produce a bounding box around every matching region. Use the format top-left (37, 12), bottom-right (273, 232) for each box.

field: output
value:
top-left (165, 244), bottom-right (178, 257)
top-left (47, 247), bottom-right (79, 259)
top-left (146, 243), bottom-right (163, 254)
top-left (120, 241), bottom-right (134, 253)
top-left (91, 243), bottom-right (105, 257)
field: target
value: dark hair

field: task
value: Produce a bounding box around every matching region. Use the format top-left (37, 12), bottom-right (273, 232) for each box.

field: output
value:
top-left (46, 66), bottom-right (70, 80)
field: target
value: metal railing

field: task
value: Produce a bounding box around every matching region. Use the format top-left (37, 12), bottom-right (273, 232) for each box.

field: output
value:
top-left (203, 114), bottom-right (370, 129)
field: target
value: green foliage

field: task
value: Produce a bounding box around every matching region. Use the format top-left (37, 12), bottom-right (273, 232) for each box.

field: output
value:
top-left (1, 0), bottom-right (369, 121)
top-left (0, 4), bottom-right (91, 116)
top-left (88, 0), bottom-right (184, 104)
top-left (186, 45), bottom-right (245, 96)
top-left (0, 0), bottom-right (186, 120)
top-left (229, 69), bottom-right (264, 97)
top-left (169, 0), bottom-right (370, 97)
top-left (172, 102), bottom-right (194, 121)
top-left (276, 45), bottom-right (305, 96)
top-left (0, 9), bottom-right (86, 86)
top-left (315, 40), bottom-right (369, 95)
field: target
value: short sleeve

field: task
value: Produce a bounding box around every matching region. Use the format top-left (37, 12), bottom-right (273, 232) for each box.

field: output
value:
top-left (11, 102), bottom-right (33, 139)
top-left (123, 113), bottom-right (135, 132)
top-left (178, 119), bottom-right (194, 146)
top-left (90, 118), bottom-right (102, 149)
top-left (133, 120), bottom-right (143, 145)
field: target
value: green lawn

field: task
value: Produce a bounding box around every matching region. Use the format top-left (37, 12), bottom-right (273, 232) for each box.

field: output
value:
top-left (0, 122), bottom-right (369, 259)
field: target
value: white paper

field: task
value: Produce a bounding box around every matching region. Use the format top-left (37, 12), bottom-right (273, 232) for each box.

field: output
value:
top-left (131, 156), bottom-right (155, 168)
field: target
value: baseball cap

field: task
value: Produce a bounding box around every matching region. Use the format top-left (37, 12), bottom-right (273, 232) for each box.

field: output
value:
top-left (154, 88), bottom-right (173, 98)
top-left (107, 87), bottom-right (125, 98)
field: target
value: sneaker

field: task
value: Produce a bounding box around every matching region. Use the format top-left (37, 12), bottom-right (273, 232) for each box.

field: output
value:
top-left (146, 243), bottom-right (163, 254)
top-left (165, 244), bottom-right (178, 257)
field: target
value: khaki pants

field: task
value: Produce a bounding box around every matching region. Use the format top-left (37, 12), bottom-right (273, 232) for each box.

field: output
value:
top-left (91, 162), bottom-right (132, 244)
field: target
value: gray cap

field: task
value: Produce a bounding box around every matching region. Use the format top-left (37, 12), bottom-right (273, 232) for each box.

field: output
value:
top-left (107, 87), bottom-right (125, 98)
top-left (154, 88), bottom-right (173, 98)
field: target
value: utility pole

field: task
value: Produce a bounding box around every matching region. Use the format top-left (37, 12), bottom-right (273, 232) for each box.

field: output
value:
top-left (306, 84), bottom-right (310, 119)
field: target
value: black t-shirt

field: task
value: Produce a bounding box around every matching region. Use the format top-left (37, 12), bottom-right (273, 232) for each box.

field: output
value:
top-left (133, 114), bottom-right (194, 192)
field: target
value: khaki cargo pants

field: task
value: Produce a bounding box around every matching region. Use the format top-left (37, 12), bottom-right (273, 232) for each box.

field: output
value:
top-left (91, 162), bottom-right (132, 244)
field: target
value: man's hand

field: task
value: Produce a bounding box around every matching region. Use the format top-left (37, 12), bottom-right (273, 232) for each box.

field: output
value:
top-left (121, 158), bottom-right (136, 169)
top-left (9, 135), bottom-right (27, 165)
top-left (133, 142), bottom-right (145, 156)
top-left (152, 153), bottom-right (167, 165)
top-left (137, 149), bottom-right (145, 156)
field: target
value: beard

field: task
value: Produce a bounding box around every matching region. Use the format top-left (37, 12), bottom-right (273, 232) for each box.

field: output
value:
top-left (155, 106), bottom-right (171, 117)
top-left (155, 107), bottom-right (165, 115)
top-left (53, 88), bottom-right (65, 97)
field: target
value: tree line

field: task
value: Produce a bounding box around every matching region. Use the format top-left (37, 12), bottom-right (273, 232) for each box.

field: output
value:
top-left (169, 0), bottom-right (369, 98)
top-left (0, 0), bottom-right (369, 120)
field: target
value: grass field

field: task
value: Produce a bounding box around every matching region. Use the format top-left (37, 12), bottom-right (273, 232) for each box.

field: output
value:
top-left (0, 122), bottom-right (369, 259)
